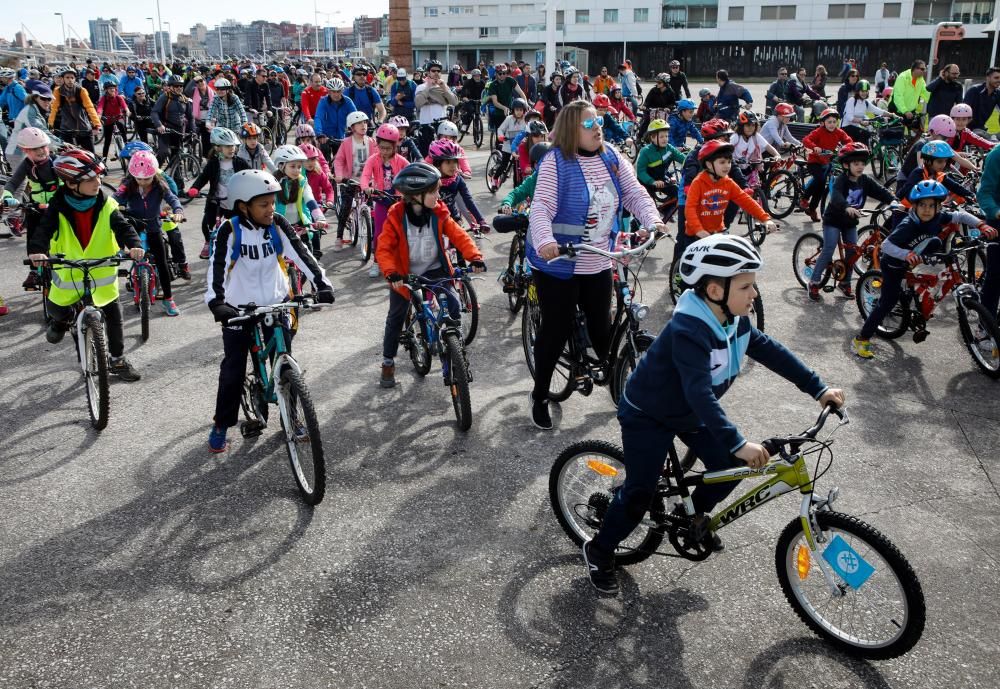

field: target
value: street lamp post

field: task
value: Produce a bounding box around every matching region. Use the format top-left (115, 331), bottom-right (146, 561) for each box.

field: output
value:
top-left (147, 17), bottom-right (159, 63)
top-left (54, 13), bottom-right (66, 52)
top-left (164, 21), bottom-right (174, 63)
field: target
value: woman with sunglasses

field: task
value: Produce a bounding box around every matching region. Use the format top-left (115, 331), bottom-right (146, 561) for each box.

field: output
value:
top-left (525, 100), bottom-right (667, 430)
top-left (5, 85), bottom-right (63, 170)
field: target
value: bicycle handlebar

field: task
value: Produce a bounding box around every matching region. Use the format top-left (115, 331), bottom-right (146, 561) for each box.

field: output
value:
top-left (23, 253), bottom-right (129, 268)
top-left (761, 404), bottom-right (848, 458)
top-left (228, 296), bottom-right (328, 324)
top-left (492, 213), bottom-right (528, 234)
top-left (548, 231), bottom-right (661, 263)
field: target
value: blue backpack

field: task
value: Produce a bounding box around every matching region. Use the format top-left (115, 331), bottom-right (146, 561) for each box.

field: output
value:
top-left (222, 216), bottom-right (284, 268)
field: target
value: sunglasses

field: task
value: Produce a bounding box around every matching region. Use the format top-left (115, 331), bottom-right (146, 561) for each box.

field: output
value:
top-left (581, 118), bottom-right (600, 130)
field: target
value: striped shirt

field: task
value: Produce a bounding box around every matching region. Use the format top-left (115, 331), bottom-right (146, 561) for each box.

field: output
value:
top-left (528, 146), bottom-right (660, 274)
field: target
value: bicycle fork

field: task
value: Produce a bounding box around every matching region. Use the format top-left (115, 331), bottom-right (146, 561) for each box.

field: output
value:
top-left (799, 490), bottom-right (849, 598)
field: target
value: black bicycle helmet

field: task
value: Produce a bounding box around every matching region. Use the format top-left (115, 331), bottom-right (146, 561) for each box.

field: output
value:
top-left (526, 121), bottom-right (548, 137)
top-left (392, 162), bottom-right (442, 195)
top-left (426, 59), bottom-right (444, 71)
top-left (529, 142), bottom-right (551, 167)
top-left (167, 74), bottom-right (184, 86)
top-left (511, 98), bottom-right (528, 112)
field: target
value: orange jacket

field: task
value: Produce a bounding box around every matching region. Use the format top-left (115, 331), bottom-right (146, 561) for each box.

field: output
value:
top-left (592, 75), bottom-right (616, 95)
top-left (375, 200), bottom-right (484, 298)
top-left (49, 85), bottom-right (101, 130)
top-left (684, 172), bottom-right (770, 236)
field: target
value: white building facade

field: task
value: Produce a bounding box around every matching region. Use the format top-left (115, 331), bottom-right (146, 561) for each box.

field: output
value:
top-left (407, 1), bottom-right (996, 77)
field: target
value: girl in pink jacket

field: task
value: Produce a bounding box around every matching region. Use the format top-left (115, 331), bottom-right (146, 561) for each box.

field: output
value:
top-left (333, 111), bottom-right (378, 245)
top-left (360, 123), bottom-right (409, 276)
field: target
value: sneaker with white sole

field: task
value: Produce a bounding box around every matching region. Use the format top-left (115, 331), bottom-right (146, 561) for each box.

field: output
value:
top-left (582, 539), bottom-right (619, 596)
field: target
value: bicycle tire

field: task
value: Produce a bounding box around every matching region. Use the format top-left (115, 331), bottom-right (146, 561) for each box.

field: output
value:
top-left (279, 367), bottom-right (326, 505)
top-left (610, 331), bottom-right (653, 406)
top-left (488, 127), bottom-right (496, 152)
top-left (443, 331), bottom-right (473, 431)
top-left (485, 151), bottom-right (503, 194)
top-left (506, 235), bottom-right (525, 314)
top-left (962, 244), bottom-right (988, 288)
top-left (354, 206), bottom-right (375, 264)
top-left (856, 269), bottom-right (909, 339)
top-left (41, 267), bottom-right (53, 325)
top-left (792, 232), bottom-right (827, 289)
top-left (260, 125), bottom-right (275, 153)
top-left (521, 285), bottom-right (574, 402)
top-left (82, 313), bottom-right (111, 431)
top-left (751, 292), bottom-right (765, 331)
top-left (403, 307), bottom-right (432, 375)
top-left (956, 294), bottom-right (1000, 378)
top-left (870, 151), bottom-right (885, 182)
top-left (549, 440), bottom-right (663, 565)
top-left (775, 510), bottom-right (925, 659)
top-left (668, 255), bottom-right (684, 305)
top-left (765, 169), bottom-right (797, 219)
top-left (855, 224), bottom-right (885, 276)
top-left (473, 115), bottom-right (483, 148)
top-left (286, 263), bottom-right (302, 299)
top-left (139, 269), bottom-right (151, 342)
top-left (744, 211), bottom-right (766, 247)
top-left (457, 276), bottom-right (479, 346)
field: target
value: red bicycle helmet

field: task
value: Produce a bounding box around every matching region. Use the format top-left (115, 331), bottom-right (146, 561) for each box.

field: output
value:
top-left (240, 122), bottom-right (262, 138)
top-left (592, 93), bottom-right (611, 109)
top-left (819, 107), bottom-right (840, 121)
top-left (774, 103), bottom-right (795, 117)
top-left (698, 139), bottom-right (735, 163)
top-left (838, 141), bottom-right (870, 164)
top-left (700, 118), bottom-right (732, 140)
top-left (53, 149), bottom-right (107, 183)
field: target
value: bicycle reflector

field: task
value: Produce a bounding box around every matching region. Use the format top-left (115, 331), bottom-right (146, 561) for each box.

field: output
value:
top-left (797, 544), bottom-right (811, 580)
top-left (586, 459), bottom-right (619, 477)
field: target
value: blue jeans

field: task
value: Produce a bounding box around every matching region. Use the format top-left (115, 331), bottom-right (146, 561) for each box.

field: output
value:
top-left (811, 224), bottom-right (859, 286)
top-left (593, 402), bottom-right (743, 553)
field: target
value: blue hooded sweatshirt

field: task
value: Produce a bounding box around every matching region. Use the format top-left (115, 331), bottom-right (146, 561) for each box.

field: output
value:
top-left (622, 289), bottom-right (827, 453)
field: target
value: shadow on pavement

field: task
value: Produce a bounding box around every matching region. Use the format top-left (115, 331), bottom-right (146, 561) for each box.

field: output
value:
top-left (741, 636), bottom-right (892, 689)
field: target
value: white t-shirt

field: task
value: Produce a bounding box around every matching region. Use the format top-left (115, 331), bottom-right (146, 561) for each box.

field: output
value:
top-left (730, 132), bottom-right (770, 164)
top-left (352, 138), bottom-right (368, 178)
top-left (217, 158), bottom-right (235, 208)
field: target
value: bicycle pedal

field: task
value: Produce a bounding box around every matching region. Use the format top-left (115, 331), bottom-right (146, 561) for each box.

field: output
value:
top-left (822, 286), bottom-right (835, 293)
top-left (912, 330), bottom-right (929, 344)
top-left (239, 420), bottom-right (265, 438)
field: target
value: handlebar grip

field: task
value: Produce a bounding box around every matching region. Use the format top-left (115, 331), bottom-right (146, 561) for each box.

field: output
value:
top-left (761, 439), bottom-right (781, 458)
top-left (492, 214), bottom-right (528, 234)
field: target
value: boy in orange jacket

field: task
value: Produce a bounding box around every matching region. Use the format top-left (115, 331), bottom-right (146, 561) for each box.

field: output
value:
top-left (682, 139), bottom-right (776, 260)
top-left (375, 162), bottom-right (487, 389)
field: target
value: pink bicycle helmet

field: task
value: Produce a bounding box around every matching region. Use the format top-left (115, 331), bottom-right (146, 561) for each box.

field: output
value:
top-left (16, 126), bottom-right (51, 150)
top-left (928, 114), bottom-right (956, 138)
top-left (295, 123), bottom-right (315, 138)
top-left (428, 138), bottom-right (462, 162)
top-left (299, 143), bottom-right (322, 159)
top-left (950, 103), bottom-right (974, 119)
top-left (128, 150), bottom-right (159, 178)
top-left (375, 123), bottom-right (400, 143)
top-left (389, 115), bottom-right (410, 129)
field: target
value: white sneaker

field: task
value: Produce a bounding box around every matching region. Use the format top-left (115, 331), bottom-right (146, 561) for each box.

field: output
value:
top-left (332, 241), bottom-right (344, 252)
top-left (368, 262), bottom-right (380, 278)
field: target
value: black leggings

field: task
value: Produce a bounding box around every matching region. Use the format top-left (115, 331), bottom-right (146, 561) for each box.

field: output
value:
top-left (143, 227), bottom-right (173, 299)
top-left (201, 199), bottom-right (221, 242)
top-left (101, 120), bottom-right (127, 158)
top-left (48, 300), bottom-right (126, 358)
top-left (336, 182), bottom-right (356, 237)
top-left (531, 268), bottom-right (613, 400)
top-left (60, 130), bottom-right (95, 153)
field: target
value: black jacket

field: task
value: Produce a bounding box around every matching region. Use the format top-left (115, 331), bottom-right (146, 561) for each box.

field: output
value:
top-left (962, 82), bottom-right (1000, 130)
top-left (668, 72), bottom-right (690, 100)
top-left (190, 155), bottom-right (252, 199)
top-left (925, 77), bottom-right (964, 119)
top-left (822, 173), bottom-right (896, 228)
top-left (244, 81), bottom-right (272, 112)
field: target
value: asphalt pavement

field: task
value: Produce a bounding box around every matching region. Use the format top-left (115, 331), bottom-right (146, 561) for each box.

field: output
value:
top-left (0, 83), bottom-right (998, 688)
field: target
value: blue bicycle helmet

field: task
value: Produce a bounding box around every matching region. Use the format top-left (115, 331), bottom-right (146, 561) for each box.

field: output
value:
top-left (920, 140), bottom-right (955, 160)
top-left (677, 98), bottom-right (696, 111)
top-left (908, 179), bottom-right (948, 202)
top-left (120, 141), bottom-right (154, 160)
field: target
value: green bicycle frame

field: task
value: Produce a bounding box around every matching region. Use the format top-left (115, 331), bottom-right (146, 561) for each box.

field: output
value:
top-left (250, 316), bottom-right (292, 405)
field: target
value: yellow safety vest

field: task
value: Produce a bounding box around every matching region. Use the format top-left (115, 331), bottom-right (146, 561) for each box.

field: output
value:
top-left (48, 198), bottom-right (122, 307)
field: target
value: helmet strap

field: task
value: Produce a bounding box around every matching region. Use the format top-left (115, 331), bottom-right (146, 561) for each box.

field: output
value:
top-left (698, 277), bottom-right (736, 325)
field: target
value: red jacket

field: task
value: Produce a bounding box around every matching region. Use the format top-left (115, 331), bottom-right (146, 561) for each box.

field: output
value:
top-left (300, 86), bottom-right (328, 121)
top-left (375, 201), bottom-right (483, 298)
top-left (802, 126), bottom-right (853, 164)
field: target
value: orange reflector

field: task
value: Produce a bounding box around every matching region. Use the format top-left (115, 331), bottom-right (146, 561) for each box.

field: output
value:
top-left (797, 545), bottom-right (811, 580)
top-left (586, 459), bottom-right (619, 477)
top-left (872, 279), bottom-right (883, 289)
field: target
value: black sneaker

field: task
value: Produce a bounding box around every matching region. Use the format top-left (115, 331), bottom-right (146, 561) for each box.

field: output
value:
top-left (530, 392), bottom-right (552, 430)
top-left (46, 322), bottom-right (66, 344)
top-left (109, 357), bottom-right (141, 382)
top-left (583, 539), bottom-right (619, 596)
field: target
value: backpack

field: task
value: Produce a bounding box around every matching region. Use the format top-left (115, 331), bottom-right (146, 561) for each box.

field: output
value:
top-left (226, 216), bottom-right (284, 267)
top-left (347, 84), bottom-right (378, 115)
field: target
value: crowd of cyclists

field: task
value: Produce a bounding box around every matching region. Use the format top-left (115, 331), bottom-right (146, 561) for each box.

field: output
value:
top-left (3, 49), bottom-right (1000, 594)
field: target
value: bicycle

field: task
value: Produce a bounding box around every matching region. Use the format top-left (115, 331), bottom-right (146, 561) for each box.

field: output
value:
top-left (792, 206), bottom-right (893, 291)
top-left (522, 232), bottom-right (660, 405)
top-left (550, 404), bottom-right (926, 658)
top-left (494, 211), bottom-right (531, 314)
top-left (456, 100), bottom-right (484, 149)
top-left (444, 225), bottom-right (485, 347)
top-left (864, 117), bottom-right (905, 184)
top-left (339, 180), bottom-right (376, 261)
top-left (485, 139), bottom-right (512, 194)
top-left (161, 127), bottom-right (203, 201)
top-left (362, 187), bottom-right (397, 264)
top-left (399, 269), bottom-right (477, 431)
top-left (24, 253), bottom-right (129, 430)
top-left (228, 296), bottom-right (330, 505)
top-left (119, 210), bottom-right (184, 341)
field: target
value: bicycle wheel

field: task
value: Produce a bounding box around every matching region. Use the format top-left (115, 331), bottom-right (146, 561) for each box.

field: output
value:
top-left (765, 170), bottom-right (797, 219)
top-left (870, 150), bottom-right (885, 182)
top-left (792, 232), bottom-right (827, 289)
top-left (358, 206), bottom-right (373, 262)
top-left (750, 292), bottom-right (765, 331)
top-left (172, 154), bottom-right (203, 202)
top-left (286, 264), bottom-right (302, 299)
top-left (455, 277), bottom-right (479, 346)
top-left (506, 235), bottom-right (526, 314)
top-left (521, 283), bottom-right (574, 402)
top-left (403, 307), bottom-right (432, 375)
top-left (961, 243), bottom-right (988, 288)
top-left (260, 125), bottom-right (275, 152)
top-left (668, 255), bottom-right (685, 305)
top-left (278, 366), bottom-right (326, 505)
top-left (549, 440), bottom-right (663, 565)
top-left (273, 120), bottom-right (287, 147)
top-left (443, 331), bottom-right (473, 431)
top-left (473, 114), bottom-right (483, 148)
top-left (884, 147), bottom-right (901, 182)
top-left (485, 151), bottom-right (503, 193)
top-left (775, 510), bottom-right (925, 659)
top-left (82, 313), bottom-right (111, 431)
top-left (956, 294), bottom-right (1000, 378)
top-left (856, 269), bottom-right (910, 339)
top-left (744, 212), bottom-right (766, 247)
top-left (855, 224), bottom-right (885, 276)
top-left (488, 127), bottom-right (496, 152)
top-left (610, 332), bottom-right (654, 406)
top-left (139, 269), bottom-right (151, 342)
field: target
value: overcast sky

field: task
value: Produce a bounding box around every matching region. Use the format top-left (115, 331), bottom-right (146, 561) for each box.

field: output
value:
top-left (11, 2), bottom-right (390, 44)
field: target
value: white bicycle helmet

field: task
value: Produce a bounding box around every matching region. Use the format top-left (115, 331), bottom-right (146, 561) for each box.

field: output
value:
top-left (0, 68), bottom-right (16, 80)
top-left (679, 234), bottom-right (763, 287)
top-left (16, 127), bottom-right (51, 149)
top-left (272, 144), bottom-right (308, 166)
top-left (326, 77), bottom-right (345, 91)
top-left (437, 120), bottom-right (459, 138)
top-left (346, 111), bottom-right (370, 128)
top-left (213, 78), bottom-right (232, 89)
top-left (209, 127), bottom-right (240, 147)
top-left (228, 169), bottom-right (282, 205)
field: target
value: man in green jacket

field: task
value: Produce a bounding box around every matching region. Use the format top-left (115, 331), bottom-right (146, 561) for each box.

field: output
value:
top-left (891, 60), bottom-right (930, 132)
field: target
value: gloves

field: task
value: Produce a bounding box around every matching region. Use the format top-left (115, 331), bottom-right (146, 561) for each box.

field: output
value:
top-left (187, 188), bottom-right (199, 198)
top-left (2, 196), bottom-right (18, 208)
top-left (469, 260), bottom-right (487, 273)
top-left (210, 303), bottom-right (239, 325)
top-left (315, 289), bottom-right (335, 304)
top-left (386, 272), bottom-right (403, 284)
